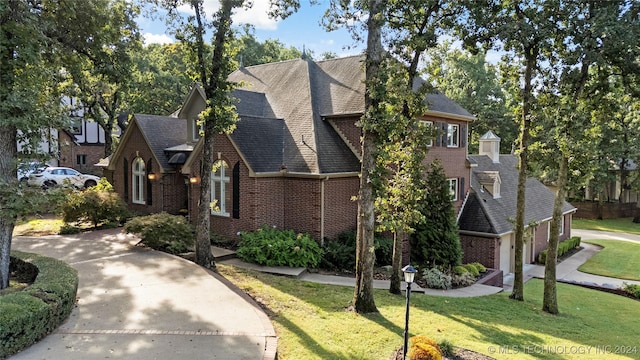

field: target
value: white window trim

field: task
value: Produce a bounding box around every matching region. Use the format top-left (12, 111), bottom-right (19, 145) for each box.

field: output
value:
top-left (420, 120), bottom-right (434, 147)
top-left (132, 157), bottom-right (145, 204)
top-left (448, 178), bottom-right (459, 201)
top-left (191, 119), bottom-right (199, 141)
top-left (447, 124), bottom-right (459, 148)
top-left (211, 160), bottom-right (230, 217)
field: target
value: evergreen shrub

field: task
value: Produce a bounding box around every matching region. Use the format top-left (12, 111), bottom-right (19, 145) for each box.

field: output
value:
top-left (124, 213), bottom-right (195, 254)
top-left (62, 178), bottom-right (129, 228)
top-left (237, 225), bottom-right (323, 268)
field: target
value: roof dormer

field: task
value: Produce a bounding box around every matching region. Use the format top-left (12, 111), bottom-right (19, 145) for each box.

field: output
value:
top-left (477, 170), bottom-right (501, 199)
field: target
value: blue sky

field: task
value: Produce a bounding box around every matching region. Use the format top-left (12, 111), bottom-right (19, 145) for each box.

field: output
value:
top-left (137, 0), bottom-right (365, 58)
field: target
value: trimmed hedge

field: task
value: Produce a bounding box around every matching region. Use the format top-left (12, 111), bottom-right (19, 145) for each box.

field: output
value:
top-left (538, 236), bottom-right (581, 264)
top-left (1, 251), bottom-right (79, 359)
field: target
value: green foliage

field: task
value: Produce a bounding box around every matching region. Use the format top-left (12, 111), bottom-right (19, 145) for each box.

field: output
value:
top-left (411, 161), bottom-right (463, 268)
top-left (408, 335), bottom-right (442, 360)
top-left (453, 266), bottom-right (468, 275)
top-left (58, 224), bottom-right (81, 235)
top-left (538, 236), bottom-right (581, 264)
top-left (452, 272), bottom-right (477, 288)
top-left (319, 230), bottom-right (393, 271)
top-left (233, 25), bottom-right (303, 66)
top-left (124, 213), bottom-right (195, 255)
top-left (471, 262), bottom-right (487, 273)
top-left (623, 283), bottom-right (640, 299)
top-left (422, 267), bottom-right (452, 290)
top-left (237, 225), bottom-right (323, 268)
top-left (61, 181), bottom-right (129, 228)
top-left (463, 264), bottom-right (480, 277)
top-left (437, 340), bottom-right (454, 358)
top-left (1, 251), bottom-right (78, 359)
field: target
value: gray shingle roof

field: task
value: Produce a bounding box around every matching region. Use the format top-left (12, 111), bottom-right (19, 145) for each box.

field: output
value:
top-left (230, 115), bottom-right (285, 173)
top-left (459, 155), bottom-right (576, 235)
top-left (133, 114), bottom-right (188, 172)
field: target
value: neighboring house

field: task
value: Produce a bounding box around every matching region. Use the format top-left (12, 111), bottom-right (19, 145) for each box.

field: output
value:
top-left (458, 131), bottom-right (577, 274)
top-left (108, 55), bottom-right (474, 242)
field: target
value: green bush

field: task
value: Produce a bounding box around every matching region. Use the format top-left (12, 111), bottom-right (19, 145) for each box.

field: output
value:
top-left (62, 178), bottom-right (129, 228)
top-left (538, 236), bottom-right (582, 264)
top-left (623, 283), bottom-right (640, 299)
top-left (124, 213), bottom-right (195, 254)
top-left (453, 265), bottom-right (468, 275)
top-left (1, 251), bottom-right (78, 359)
top-left (463, 264), bottom-right (480, 277)
top-left (319, 230), bottom-right (393, 271)
top-left (471, 262), bottom-right (487, 273)
top-left (237, 225), bottom-right (323, 268)
top-left (422, 267), bottom-right (452, 290)
top-left (452, 272), bottom-right (476, 287)
top-left (437, 340), bottom-right (454, 358)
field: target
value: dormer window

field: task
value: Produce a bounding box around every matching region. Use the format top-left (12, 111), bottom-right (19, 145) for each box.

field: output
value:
top-left (476, 171), bottom-right (501, 199)
top-left (191, 118), bottom-right (202, 141)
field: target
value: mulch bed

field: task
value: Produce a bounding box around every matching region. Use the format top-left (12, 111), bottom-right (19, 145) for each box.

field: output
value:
top-left (392, 347), bottom-right (495, 360)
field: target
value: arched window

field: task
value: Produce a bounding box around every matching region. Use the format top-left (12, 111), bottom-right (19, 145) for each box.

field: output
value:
top-left (132, 157), bottom-right (145, 204)
top-left (211, 160), bottom-right (230, 216)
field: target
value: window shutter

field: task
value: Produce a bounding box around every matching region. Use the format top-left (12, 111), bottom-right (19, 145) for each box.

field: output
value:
top-left (232, 162), bottom-right (240, 219)
top-left (442, 122), bottom-right (448, 146)
top-left (460, 124), bottom-right (467, 147)
top-left (123, 159), bottom-right (129, 201)
top-left (435, 122), bottom-right (442, 146)
top-left (146, 159), bottom-right (153, 206)
top-left (460, 177), bottom-right (465, 199)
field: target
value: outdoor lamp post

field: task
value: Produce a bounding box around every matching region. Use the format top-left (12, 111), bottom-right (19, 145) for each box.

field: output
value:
top-left (402, 264), bottom-right (417, 360)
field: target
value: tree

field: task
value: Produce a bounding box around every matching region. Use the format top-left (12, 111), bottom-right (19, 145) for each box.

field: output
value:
top-left (234, 25), bottom-right (303, 66)
top-left (459, 0), bottom-right (559, 301)
top-left (0, 0), bottom-right (119, 289)
top-left (60, 0), bottom-right (141, 157)
top-left (424, 42), bottom-right (516, 154)
top-left (410, 160), bottom-right (462, 268)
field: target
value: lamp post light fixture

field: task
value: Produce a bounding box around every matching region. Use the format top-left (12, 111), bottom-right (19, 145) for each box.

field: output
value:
top-left (402, 264), bottom-right (417, 360)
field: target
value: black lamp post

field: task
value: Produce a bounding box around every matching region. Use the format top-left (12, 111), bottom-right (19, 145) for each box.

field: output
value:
top-left (402, 264), bottom-right (416, 360)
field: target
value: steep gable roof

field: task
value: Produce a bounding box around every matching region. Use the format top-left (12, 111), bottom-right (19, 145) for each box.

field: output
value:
top-left (460, 155), bottom-right (576, 235)
top-left (107, 114), bottom-right (187, 173)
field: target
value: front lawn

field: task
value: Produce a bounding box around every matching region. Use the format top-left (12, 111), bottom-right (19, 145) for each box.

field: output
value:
top-left (13, 216), bottom-right (64, 236)
top-left (579, 240), bottom-right (640, 281)
top-left (219, 264), bottom-right (640, 360)
top-left (572, 218), bottom-right (640, 235)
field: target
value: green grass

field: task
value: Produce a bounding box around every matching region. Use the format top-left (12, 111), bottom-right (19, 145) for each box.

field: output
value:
top-left (572, 218), bottom-right (640, 235)
top-left (219, 265), bottom-right (640, 360)
top-left (579, 240), bottom-right (640, 281)
top-left (13, 217), bottom-right (64, 236)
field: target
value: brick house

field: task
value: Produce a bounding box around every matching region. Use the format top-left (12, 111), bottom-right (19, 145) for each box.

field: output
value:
top-left (457, 131), bottom-right (577, 273)
top-left (107, 55), bottom-right (474, 242)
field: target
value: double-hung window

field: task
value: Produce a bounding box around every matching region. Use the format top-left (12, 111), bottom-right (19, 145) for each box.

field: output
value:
top-left (211, 160), bottom-right (230, 216)
top-left (132, 157), bottom-right (145, 204)
top-left (447, 124), bottom-right (459, 148)
top-left (448, 178), bottom-right (459, 201)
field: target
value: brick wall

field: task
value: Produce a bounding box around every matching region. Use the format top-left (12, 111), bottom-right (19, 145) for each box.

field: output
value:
top-left (58, 131), bottom-right (106, 176)
top-left (460, 235), bottom-right (500, 269)
top-left (534, 215), bottom-right (573, 262)
top-left (323, 177), bottom-right (359, 239)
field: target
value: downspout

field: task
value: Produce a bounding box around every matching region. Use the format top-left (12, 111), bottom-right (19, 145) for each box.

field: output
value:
top-left (320, 176), bottom-right (328, 245)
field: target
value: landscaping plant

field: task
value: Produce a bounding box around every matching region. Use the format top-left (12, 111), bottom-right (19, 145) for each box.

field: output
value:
top-left (61, 178), bottom-right (129, 229)
top-left (124, 213), bottom-right (195, 255)
top-left (237, 225), bottom-right (323, 268)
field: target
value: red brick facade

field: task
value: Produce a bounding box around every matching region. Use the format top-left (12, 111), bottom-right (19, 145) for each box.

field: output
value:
top-left (460, 235), bottom-right (501, 270)
top-left (58, 131), bottom-right (106, 176)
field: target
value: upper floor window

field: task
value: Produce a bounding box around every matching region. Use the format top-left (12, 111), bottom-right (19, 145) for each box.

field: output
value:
top-left (447, 124), bottom-right (459, 148)
top-left (211, 160), bottom-right (230, 216)
top-left (448, 178), bottom-right (459, 201)
top-left (192, 118), bottom-right (203, 141)
top-left (421, 120), bottom-right (434, 147)
top-left (132, 157), bottom-right (145, 204)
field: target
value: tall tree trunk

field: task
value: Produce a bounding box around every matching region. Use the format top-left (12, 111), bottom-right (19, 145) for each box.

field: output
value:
top-left (543, 154), bottom-right (568, 314)
top-left (0, 124), bottom-right (18, 289)
top-left (389, 230), bottom-right (404, 294)
top-left (511, 46), bottom-right (537, 301)
top-left (353, 0), bottom-right (386, 314)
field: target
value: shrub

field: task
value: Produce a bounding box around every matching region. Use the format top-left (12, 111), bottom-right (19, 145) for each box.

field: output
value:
top-left (538, 236), bottom-right (582, 264)
top-left (453, 265), bottom-right (468, 275)
top-left (408, 335), bottom-right (442, 360)
top-left (422, 267), bottom-right (452, 290)
top-left (124, 213), bottom-right (195, 254)
top-left (237, 225), bottom-right (324, 268)
top-left (319, 230), bottom-right (393, 271)
top-left (62, 179), bottom-right (129, 228)
top-left (1, 251), bottom-right (78, 359)
top-left (463, 264), bottom-right (480, 277)
top-left (438, 340), bottom-right (454, 357)
top-left (452, 272), bottom-right (476, 287)
top-left (471, 262), bottom-right (487, 273)
top-left (623, 283), bottom-right (640, 299)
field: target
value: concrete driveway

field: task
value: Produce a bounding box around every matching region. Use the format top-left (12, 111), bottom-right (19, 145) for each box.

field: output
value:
top-left (10, 228), bottom-right (276, 360)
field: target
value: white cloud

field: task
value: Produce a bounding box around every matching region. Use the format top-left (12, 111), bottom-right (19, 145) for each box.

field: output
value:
top-left (143, 33), bottom-right (174, 45)
top-left (177, 0), bottom-right (278, 31)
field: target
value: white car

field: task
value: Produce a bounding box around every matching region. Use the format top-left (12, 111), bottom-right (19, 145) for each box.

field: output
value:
top-left (28, 167), bottom-right (100, 189)
top-left (17, 161), bottom-right (47, 182)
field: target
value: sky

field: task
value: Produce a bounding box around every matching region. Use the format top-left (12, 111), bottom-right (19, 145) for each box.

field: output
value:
top-left (136, 0), bottom-right (365, 58)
